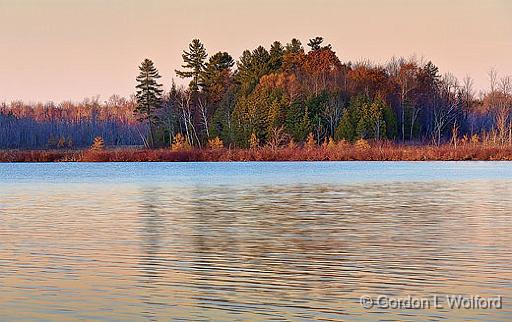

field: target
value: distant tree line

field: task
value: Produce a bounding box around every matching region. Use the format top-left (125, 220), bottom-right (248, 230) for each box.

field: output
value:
top-left (0, 96), bottom-right (144, 149)
top-left (1, 36), bottom-right (511, 149)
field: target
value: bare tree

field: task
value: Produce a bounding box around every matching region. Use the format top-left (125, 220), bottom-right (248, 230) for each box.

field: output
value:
top-left (197, 95), bottom-right (210, 139)
top-left (431, 74), bottom-right (460, 146)
top-left (495, 76), bottom-right (512, 144)
top-left (323, 93), bottom-right (344, 138)
top-left (268, 126), bottom-right (291, 150)
top-left (177, 88), bottom-right (201, 148)
top-left (461, 75), bottom-right (475, 134)
top-left (394, 58), bottom-right (418, 142)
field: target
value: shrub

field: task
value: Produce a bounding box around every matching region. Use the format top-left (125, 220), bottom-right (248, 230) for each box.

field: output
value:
top-left (249, 132), bottom-right (259, 149)
top-left (305, 132), bottom-right (316, 149)
top-left (355, 138), bottom-right (370, 150)
top-left (287, 139), bottom-right (298, 150)
top-left (326, 137), bottom-right (336, 149)
top-left (336, 139), bottom-right (350, 150)
top-left (208, 137), bottom-right (224, 150)
top-left (171, 133), bottom-right (191, 151)
top-left (90, 137), bottom-right (105, 151)
top-left (471, 134), bottom-right (480, 144)
top-left (57, 137), bottom-right (66, 148)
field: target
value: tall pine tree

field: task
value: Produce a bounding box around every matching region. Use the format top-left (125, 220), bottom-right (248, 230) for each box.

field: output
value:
top-left (285, 38), bottom-right (304, 54)
top-left (269, 41), bottom-right (284, 71)
top-left (307, 36), bottom-right (331, 52)
top-left (307, 37), bottom-right (324, 51)
top-left (200, 52), bottom-right (235, 103)
top-left (175, 39), bottom-right (208, 92)
top-left (135, 58), bottom-right (163, 147)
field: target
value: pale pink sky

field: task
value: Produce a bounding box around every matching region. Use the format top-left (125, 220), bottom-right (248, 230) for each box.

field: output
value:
top-left (1, 0), bottom-right (511, 103)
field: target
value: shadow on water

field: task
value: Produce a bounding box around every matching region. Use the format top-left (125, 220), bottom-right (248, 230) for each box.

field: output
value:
top-left (138, 187), bottom-right (167, 321)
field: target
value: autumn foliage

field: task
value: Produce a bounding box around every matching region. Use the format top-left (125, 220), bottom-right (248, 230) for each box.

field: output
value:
top-left (1, 37), bottom-right (511, 154)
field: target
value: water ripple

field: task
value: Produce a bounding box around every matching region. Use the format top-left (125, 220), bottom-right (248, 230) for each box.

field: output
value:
top-left (1, 162), bottom-right (511, 321)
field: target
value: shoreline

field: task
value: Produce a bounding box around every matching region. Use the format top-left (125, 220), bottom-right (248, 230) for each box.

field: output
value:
top-left (2, 143), bottom-right (512, 162)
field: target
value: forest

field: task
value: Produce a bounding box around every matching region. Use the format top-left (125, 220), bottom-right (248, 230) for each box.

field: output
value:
top-left (1, 37), bottom-right (512, 153)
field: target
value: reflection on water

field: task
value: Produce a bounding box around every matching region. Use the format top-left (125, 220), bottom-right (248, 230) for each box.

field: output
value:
top-left (1, 162), bottom-right (512, 321)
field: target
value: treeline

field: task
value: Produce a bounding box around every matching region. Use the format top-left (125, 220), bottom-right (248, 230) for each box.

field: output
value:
top-left (2, 36), bottom-right (512, 150)
top-left (0, 96), bottom-right (145, 149)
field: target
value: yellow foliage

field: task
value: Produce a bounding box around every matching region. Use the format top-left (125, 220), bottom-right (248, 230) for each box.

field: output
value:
top-left (326, 137), bottom-right (336, 149)
top-left (305, 132), bottom-right (316, 149)
top-left (208, 137), bottom-right (224, 150)
top-left (249, 132), bottom-right (259, 149)
top-left (57, 137), bottom-right (66, 148)
top-left (90, 136), bottom-right (105, 151)
top-left (287, 139), bottom-right (298, 149)
top-left (171, 133), bottom-right (191, 151)
top-left (471, 134), bottom-right (480, 144)
top-left (355, 138), bottom-right (370, 150)
top-left (321, 137), bottom-right (328, 148)
top-left (336, 139), bottom-right (350, 150)
top-left (460, 134), bottom-right (469, 145)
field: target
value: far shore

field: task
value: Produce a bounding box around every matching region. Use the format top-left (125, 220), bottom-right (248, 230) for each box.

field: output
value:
top-left (2, 142), bottom-right (512, 162)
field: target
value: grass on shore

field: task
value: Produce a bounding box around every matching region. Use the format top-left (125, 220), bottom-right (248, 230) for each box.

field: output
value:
top-left (2, 141), bottom-right (512, 162)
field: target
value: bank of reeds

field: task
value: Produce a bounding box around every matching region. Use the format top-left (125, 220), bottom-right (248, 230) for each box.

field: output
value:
top-left (2, 140), bottom-right (512, 162)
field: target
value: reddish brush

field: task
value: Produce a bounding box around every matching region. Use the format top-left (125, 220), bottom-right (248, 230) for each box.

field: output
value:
top-left (2, 143), bottom-right (512, 162)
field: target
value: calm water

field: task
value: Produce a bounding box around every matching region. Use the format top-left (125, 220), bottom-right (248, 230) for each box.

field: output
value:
top-left (1, 162), bottom-right (512, 321)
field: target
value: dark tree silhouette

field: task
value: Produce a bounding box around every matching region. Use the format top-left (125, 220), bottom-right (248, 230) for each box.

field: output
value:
top-left (135, 58), bottom-right (163, 147)
top-left (175, 39), bottom-right (208, 92)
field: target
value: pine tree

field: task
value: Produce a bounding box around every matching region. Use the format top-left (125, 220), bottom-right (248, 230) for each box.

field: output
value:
top-left (200, 52), bottom-right (234, 101)
top-left (163, 80), bottom-right (179, 146)
top-left (307, 37), bottom-right (324, 51)
top-left (307, 36), bottom-right (332, 52)
top-left (285, 38), bottom-right (304, 54)
top-left (203, 52), bottom-right (234, 74)
top-left (269, 41), bottom-right (284, 71)
top-left (135, 58), bottom-right (163, 147)
top-left (236, 46), bottom-right (271, 96)
top-left (176, 39), bottom-right (208, 92)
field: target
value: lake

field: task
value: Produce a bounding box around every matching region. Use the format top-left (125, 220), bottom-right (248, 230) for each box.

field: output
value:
top-left (1, 162), bottom-right (511, 321)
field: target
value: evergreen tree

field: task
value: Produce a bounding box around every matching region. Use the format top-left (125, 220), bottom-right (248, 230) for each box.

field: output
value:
top-left (175, 39), bottom-right (208, 92)
top-left (232, 87), bottom-right (285, 146)
top-left (422, 61), bottom-right (441, 87)
top-left (285, 38), bottom-right (304, 54)
top-left (285, 101), bottom-right (311, 142)
top-left (210, 89), bottom-right (236, 146)
top-left (335, 96), bottom-right (395, 141)
top-left (307, 36), bottom-right (332, 52)
top-left (162, 80), bottom-right (179, 146)
top-left (135, 58), bottom-right (163, 147)
top-left (200, 52), bottom-right (234, 101)
top-left (307, 36), bottom-right (324, 51)
top-left (236, 46), bottom-right (271, 96)
top-left (335, 96), bottom-right (367, 142)
top-left (269, 41), bottom-right (284, 71)
top-left (204, 52), bottom-right (234, 72)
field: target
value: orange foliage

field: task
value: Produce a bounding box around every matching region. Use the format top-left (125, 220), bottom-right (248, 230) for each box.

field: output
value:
top-left (258, 72), bottom-right (302, 101)
top-left (348, 65), bottom-right (390, 98)
top-left (302, 49), bottom-right (344, 93)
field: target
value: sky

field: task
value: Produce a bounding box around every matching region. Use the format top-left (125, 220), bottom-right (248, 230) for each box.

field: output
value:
top-left (0, 0), bottom-right (511, 103)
